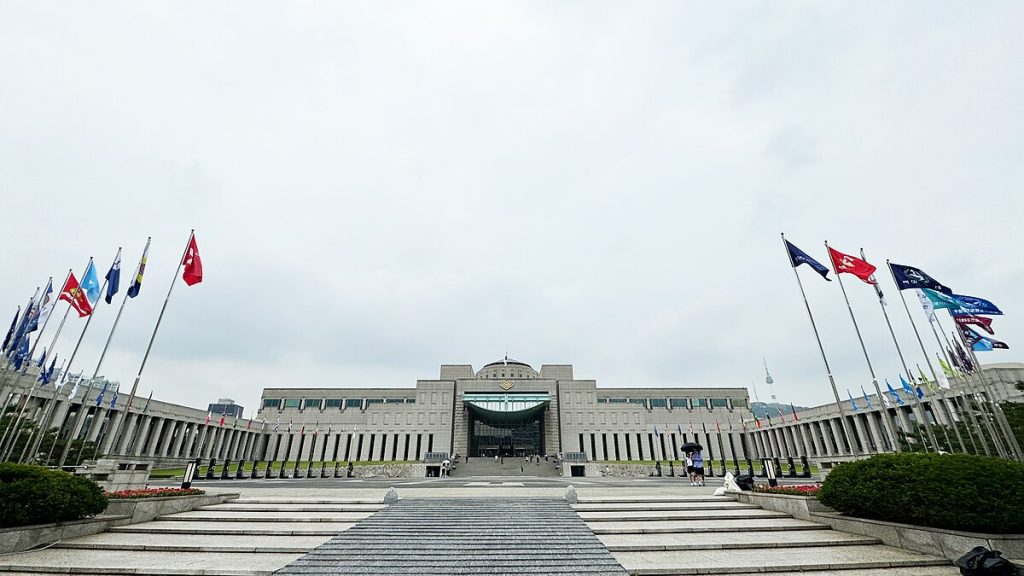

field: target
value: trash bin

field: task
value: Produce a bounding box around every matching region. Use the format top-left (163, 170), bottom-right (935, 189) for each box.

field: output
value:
top-left (734, 474), bottom-right (755, 491)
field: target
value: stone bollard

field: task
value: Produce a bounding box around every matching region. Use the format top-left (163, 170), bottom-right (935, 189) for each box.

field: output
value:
top-left (235, 460), bottom-right (247, 480)
top-left (800, 456), bottom-right (812, 478)
top-left (221, 459), bottom-right (232, 480)
top-left (251, 461), bottom-right (261, 479)
top-left (564, 485), bottom-right (578, 505)
top-left (334, 462), bottom-right (342, 478)
top-left (206, 459), bottom-right (217, 480)
top-left (746, 459), bottom-right (755, 477)
top-left (192, 458), bottom-right (203, 482)
top-left (383, 487), bottom-right (399, 504)
top-left (321, 462), bottom-right (329, 478)
top-left (786, 457), bottom-right (798, 478)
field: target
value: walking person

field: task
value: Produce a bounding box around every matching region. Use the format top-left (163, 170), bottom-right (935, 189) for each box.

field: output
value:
top-left (685, 452), bottom-right (695, 486)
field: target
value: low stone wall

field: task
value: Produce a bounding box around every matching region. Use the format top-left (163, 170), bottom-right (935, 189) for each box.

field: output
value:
top-left (103, 492), bottom-right (238, 525)
top-left (565, 463), bottom-right (664, 477)
top-left (732, 491), bottom-right (831, 522)
top-left (809, 511), bottom-right (1024, 563)
top-left (350, 463), bottom-right (425, 478)
top-left (0, 492), bottom-right (239, 554)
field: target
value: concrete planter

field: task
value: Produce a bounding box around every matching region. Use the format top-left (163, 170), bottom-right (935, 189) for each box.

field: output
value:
top-left (0, 492), bottom-right (239, 554)
top-left (103, 492), bottom-right (238, 524)
top-left (809, 511), bottom-right (1024, 563)
top-left (732, 491), bottom-right (831, 521)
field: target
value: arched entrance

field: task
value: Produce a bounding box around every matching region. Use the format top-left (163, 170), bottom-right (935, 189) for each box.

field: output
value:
top-left (463, 393), bottom-right (550, 457)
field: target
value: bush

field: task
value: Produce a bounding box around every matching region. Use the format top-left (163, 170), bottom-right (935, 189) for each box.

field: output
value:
top-left (819, 453), bottom-right (1024, 533)
top-left (0, 463), bottom-right (108, 528)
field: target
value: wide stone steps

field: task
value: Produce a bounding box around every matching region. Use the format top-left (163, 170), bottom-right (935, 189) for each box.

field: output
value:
top-left (225, 498), bottom-right (382, 504)
top-left (573, 502), bottom-right (759, 512)
top-left (275, 498), bottom-right (628, 576)
top-left (0, 498), bottom-right (367, 576)
top-left (577, 496), bottom-right (958, 576)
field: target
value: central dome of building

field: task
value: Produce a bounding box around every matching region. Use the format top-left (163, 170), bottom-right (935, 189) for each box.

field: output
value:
top-left (475, 358), bottom-right (538, 379)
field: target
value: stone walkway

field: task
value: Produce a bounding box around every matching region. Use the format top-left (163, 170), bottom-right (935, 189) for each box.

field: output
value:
top-left (275, 498), bottom-right (627, 575)
top-left (0, 486), bottom-right (962, 575)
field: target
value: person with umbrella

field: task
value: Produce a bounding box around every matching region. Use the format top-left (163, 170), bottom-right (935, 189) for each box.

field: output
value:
top-left (680, 441), bottom-right (703, 486)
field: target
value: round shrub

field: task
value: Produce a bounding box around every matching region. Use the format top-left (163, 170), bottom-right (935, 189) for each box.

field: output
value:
top-left (0, 463), bottom-right (108, 528)
top-left (819, 453), bottom-right (1024, 533)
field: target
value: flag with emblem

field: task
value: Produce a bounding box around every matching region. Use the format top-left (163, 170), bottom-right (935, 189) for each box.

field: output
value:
top-left (127, 238), bottom-right (151, 298)
top-left (60, 272), bottom-right (93, 317)
top-left (828, 246), bottom-right (877, 284)
top-left (888, 263), bottom-right (951, 294)
top-left (182, 234), bottom-right (203, 286)
top-left (953, 314), bottom-right (994, 335)
top-left (104, 249), bottom-right (121, 304)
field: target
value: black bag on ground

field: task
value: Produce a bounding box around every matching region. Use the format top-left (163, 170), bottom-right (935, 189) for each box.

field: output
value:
top-left (957, 546), bottom-right (1019, 576)
top-left (734, 474), bottom-right (755, 491)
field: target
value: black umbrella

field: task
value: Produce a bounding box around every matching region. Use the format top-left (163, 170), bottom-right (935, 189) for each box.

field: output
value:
top-left (680, 442), bottom-right (703, 452)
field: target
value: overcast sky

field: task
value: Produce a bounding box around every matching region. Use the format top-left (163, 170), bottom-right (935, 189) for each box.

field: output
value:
top-left (2, 2), bottom-right (1022, 417)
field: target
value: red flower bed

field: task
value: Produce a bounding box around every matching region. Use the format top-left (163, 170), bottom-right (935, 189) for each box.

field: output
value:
top-left (105, 487), bottom-right (205, 499)
top-left (753, 484), bottom-right (821, 497)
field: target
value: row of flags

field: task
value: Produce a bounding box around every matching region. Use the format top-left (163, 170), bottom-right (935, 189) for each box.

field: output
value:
top-left (785, 239), bottom-right (1008, 354)
top-left (1, 234), bottom-right (203, 382)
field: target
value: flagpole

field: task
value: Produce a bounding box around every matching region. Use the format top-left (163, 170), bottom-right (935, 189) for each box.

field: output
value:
top-left (66, 240), bottom-right (147, 465)
top-left (109, 231), bottom-right (193, 454)
top-left (935, 319), bottom-right (1009, 458)
top-left (826, 242), bottom-right (901, 453)
top-left (866, 253), bottom-right (938, 452)
top-left (22, 251), bottom-right (118, 463)
top-left (927, 318), bottom-right (991, 455)
top-left (781, 234), bottom-right (859, 456)
top-left (951, 321), bottom-right (1023, 460)
top-left (886, 261), bottom-right (962, 453)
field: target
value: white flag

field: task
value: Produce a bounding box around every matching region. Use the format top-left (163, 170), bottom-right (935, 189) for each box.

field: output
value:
top-left (916, 290), bottom-right (935, 322)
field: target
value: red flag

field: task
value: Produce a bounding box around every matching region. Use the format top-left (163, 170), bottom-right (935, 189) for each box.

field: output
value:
top-left (219, 413), bottom-right (225, 427)
top-left (954, 314), bottom-right (995, 335)
top-left (790, 403), bottom-right (800, 421)
top-left (247, 419), bottom-right (252, 430)
top-left (182, 234), bottom-right (203, 286)
top-left (59, 273), bottom-right (93, 317)
top-left (205, 411), bottom-right (211, 424)
top-left (828, 246), bottom-right (877, 284)
top-left (715, 420), bottom-right (721, 433)
top-left (754, 415), bottom-right (761, 429)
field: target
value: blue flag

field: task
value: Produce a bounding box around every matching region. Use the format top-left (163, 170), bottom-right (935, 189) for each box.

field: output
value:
top-left (785, 240), bottom-right (831, 281)
top-left (847, 389), bottom-right (859, 412)
top-left (900, 374), bottom-right (915, 396)
top-left (861, 386), bottom-right (873, 410)
top-left (38, 354), bottom-right (57, 385)
top-left (886, 380), bottom-right (905, 405)
top-left (889, 263), bottom-right (951, 294)
top-left (8, 290), bottom-right (38, 357)
top-left (916, 386), bottom-right (925, 399)
top-left (952, 294), bottom-right (1002, 316)
top-left (36, 347), bottom-right (46, 368)
top-left (105, 251), bottom-right (121, 304)
top-left (1, 307), bottom-right (18, 353)
top-left (109, 387), bottom-right (119, 409)
top-left (11, 334), bottom-right (30, 370)
top-left (95, 381), bottom-right (108, 406)
top-left (960, 325), bottom-right (1009, 351)
top-left (81, 260), bottom-right (101, 306)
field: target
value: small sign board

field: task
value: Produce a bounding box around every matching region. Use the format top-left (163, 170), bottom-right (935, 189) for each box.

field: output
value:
top-left (182, 461), bottom-right (198, 489)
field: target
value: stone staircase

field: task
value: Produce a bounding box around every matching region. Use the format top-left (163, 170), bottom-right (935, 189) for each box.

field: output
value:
top-left (0, 498), bottom-right (383, 575)
top-left (575, 495), bottom-right (959, 575)
top-left (452, 456), bottom-right (560, 477)
top-left (0, 492), bottom-right (961, 575)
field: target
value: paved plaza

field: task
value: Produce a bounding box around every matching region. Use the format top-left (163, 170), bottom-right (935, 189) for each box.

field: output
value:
top-left (0, 477), bottom-right (967, 575)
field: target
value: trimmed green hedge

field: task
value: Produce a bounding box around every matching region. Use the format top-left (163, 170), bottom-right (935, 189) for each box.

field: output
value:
top-left (819, 453), bottom-right (1024, 533)
top-left (0, 463), bottom-right (108, 528)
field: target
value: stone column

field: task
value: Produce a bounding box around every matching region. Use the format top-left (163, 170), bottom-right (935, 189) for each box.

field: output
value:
top-left (824, 420), bottom-right (840, 455)
top-left (145, 418), bottom-right (167, 457)
top-left (865, 412), bottom-right (885, 452)
top-left (98, 411), bottom-right (125, 455)
top-left (85, 408), bottom-right (107, 443)
top-left (129, 416), bottom-right (153, 456)
top-left (211, 427), bottom-right (226, 459)
top-left (158, 420), bottom-right (178, 457)
top-left (171, 423), bottom-right (189, 457)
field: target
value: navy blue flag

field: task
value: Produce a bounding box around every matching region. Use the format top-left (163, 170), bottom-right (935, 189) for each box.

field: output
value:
top-left (952, 294), bottom-right (1002, 316)
top-left (95, 382), bottom-right (108, 406)
top-left (960, 324), bottom-right (1009, 351)
top-left (11, 334), bottom-right (29, 370)
top-left (105, 251), bottom-right (121, 304)
top-left (889, 263), bottom-right (951, 294)
top-left (1, 308), bottom-right (18, 353)
top-left (785, 240), bottom-right (831, 281)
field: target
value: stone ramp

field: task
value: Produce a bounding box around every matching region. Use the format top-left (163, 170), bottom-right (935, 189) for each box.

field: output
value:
top-left (274, 497), bottom-right (628, 576)
top-left (576, 496), bottom-right (960, 575)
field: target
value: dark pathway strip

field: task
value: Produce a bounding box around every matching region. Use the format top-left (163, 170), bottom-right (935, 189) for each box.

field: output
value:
top-left (274, 497), bottom-right (629, 576)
